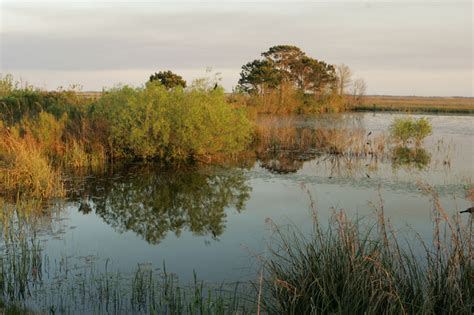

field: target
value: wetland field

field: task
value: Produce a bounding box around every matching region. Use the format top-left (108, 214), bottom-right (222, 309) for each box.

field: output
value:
top-left (1, 111), bottom-right (473, 314)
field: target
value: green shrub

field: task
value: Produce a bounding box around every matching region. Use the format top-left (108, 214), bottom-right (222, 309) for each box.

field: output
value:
top-left (91, 81), bottom-right (253, 161)
top-left (389, 117), bottom-right (432, 146)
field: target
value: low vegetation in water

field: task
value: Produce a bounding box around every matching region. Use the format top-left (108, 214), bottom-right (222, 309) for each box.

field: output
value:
top-left (0, 199), bottom-right (255, 314)
top-left (389, 117), bottom-right (432, 146)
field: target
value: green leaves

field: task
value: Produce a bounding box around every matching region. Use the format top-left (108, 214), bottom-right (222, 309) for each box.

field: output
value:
top-left (389, 117), bottom-right (432, 146)
top-left (92, 81), bottom-right (253, 161)
top-left (149, 70), bottom-right (187, 89)
top-left (237, 45), bottom-right (337, 95)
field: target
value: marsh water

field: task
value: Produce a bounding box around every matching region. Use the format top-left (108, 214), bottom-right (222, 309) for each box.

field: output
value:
top-left (1, 112), bottom-right (473, 304)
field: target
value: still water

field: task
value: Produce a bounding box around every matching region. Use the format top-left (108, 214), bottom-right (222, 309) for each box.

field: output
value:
top-left (3, 112), bottom-right (474, 284)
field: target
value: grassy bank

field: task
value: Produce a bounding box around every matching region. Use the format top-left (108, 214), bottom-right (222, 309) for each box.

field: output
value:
top-left (354, 95), bottom-right (474, 114)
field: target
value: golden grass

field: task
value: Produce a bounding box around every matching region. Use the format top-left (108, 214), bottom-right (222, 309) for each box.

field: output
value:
top-left (355, 95), bottom-right (474, 113)
top-left (0, 127), bottom-right (64, 198)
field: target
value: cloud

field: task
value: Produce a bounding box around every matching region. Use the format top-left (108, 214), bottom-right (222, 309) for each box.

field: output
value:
top-left (1, 1), bottom-right (472, 95)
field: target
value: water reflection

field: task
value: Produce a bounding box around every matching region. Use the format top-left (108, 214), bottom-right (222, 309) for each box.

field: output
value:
top-left (391, 147), bottom-right (431, 170)
top-left (70, 165), bottom-right (251, 244)
top-left (258, 150), bottom-right (321, 174)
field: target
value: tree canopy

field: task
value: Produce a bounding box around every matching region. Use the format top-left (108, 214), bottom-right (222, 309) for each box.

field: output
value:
top-left (237, 45), bottom-right (336, 95)
top-left (149, 70), bottom-right (187, 89)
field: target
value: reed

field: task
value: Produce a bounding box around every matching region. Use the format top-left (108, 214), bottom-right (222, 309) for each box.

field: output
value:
top-left (254, 119), bottom-right (387, 158)
top-left (261, 188), bottom-right (473, 314)
top-left (0, 124), bottom-right (64, 198)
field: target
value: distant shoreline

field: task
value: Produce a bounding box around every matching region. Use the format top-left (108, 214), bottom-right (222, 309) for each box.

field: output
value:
top-left (355, 95), bottom-right (474, 114)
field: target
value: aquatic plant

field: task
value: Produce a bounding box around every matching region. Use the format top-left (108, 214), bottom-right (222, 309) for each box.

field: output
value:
top-left (0, 238), bottom-right (255, 314)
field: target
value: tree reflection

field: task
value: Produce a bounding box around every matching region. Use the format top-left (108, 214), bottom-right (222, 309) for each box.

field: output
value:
top-left (391, 146), bottom-right (431, 170)
top-left (73, 165), bottom-right (251, 244)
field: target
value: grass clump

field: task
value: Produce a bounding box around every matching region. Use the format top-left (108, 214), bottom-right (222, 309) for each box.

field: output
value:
top-left (261, 189), bottom-right (472, 314)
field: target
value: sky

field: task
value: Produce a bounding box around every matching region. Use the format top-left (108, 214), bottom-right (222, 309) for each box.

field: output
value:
top-left (1, 0), bottom-right (473, 96)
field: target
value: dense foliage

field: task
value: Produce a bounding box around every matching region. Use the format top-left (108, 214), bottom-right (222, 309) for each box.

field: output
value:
top-left (235, 45), bottom-right (355, 113)
top-left (92, 81), bottom-right (252, 160)
top-left (389, 117), bottom-right (432, 146)
top-left (238, 45), bottom-right (336, 95)
top-left (149, 70), bottom-right (187, 89)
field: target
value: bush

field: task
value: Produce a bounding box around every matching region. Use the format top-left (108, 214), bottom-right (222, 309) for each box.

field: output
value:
top-left (91, 81), bottom-right (253, 161)
top-left (389, 117), bottom-right (432, 146)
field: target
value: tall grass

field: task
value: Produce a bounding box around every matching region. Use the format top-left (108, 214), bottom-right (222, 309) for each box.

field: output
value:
top-left (261, 188), bottom-right (473, 314)
top-left (254, 117), bottom-right (386, 158)
top-left (0, 123), bottom-right (64, 198)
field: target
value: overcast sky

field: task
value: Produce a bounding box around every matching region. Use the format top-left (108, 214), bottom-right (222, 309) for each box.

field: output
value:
top-left (1, 0), bottom-right (472, 96)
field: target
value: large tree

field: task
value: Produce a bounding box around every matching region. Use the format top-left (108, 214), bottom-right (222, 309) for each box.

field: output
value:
top-left (237, 45), bottom-right (337, 95)
top-left (149, 70), bottom-right (187, 89)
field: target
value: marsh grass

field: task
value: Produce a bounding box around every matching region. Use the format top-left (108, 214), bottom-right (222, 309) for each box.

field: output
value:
top-left (356, 96), bottom-right (474, 114)
top-left (0, 125), bottom-right (64, 198)
top-left (254, 118), bottom-right (387, 158)
top-left (261, 187), bottom-right (473, 314)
